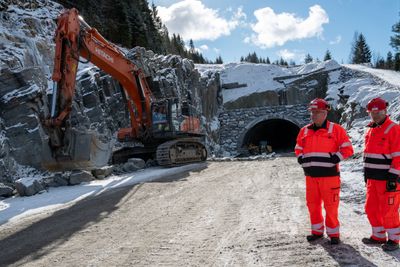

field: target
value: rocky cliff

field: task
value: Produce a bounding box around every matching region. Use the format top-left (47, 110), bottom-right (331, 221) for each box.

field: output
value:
top-left (0, 0), bottom-right (221, 186)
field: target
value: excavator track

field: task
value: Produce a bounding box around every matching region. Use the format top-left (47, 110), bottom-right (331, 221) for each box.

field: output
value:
top-left (156, 138), bottom-right (207, 166)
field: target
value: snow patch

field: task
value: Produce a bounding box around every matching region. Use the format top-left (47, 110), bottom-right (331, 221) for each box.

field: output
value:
top-left (209, 117), bottom-right (220, 131)
top-left (1, 84), bottom-right (40, 103)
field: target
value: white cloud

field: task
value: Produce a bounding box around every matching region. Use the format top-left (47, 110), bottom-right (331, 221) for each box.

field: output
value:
top-left (247, 5), bottom-right (329, 48)
top-left (158, 0), bottom-right (246, 41)
top-left (329, 35), bottom-right (342, 45)
top-left (277, 49), bottom-right (296, 60)
top-left (200, 45), bottom-right (209, 51)
top-left (213, 48), bottom-right (221, 54)
top-left (276, 49), bottom-right (305, 62)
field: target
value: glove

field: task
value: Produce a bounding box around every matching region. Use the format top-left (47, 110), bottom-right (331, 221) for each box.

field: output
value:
top-left (330, 153), bottom-right (340, 164)
top-left (297, 156), bottom-right (304, 165)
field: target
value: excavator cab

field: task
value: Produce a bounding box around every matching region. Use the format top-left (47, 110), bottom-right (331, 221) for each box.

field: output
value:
top-left (151, 99), bottom-right (202, 139)
top-left (151, 100), bottom-right (171, 134)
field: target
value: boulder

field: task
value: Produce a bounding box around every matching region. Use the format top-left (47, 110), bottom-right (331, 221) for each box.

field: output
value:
top-left (15, 178), bottom-right (45, 196)
top-left (0, 183), bottom-right (14, 197)
top-left (91, 166), bottom-right (114, 180)
top-left (69, 170), bottom-right (95, 185)
top-left (122, 158), bottom-right (145, 172)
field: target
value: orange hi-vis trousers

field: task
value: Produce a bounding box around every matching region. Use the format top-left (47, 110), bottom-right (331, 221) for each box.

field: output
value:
top-left (306, 176), bottom-right (340, 237)
top-left (365, 179), bottom-right (400, 243)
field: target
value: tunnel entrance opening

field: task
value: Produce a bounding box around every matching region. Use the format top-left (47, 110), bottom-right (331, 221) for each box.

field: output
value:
top-left (241, 119), bottom-right (300, 156)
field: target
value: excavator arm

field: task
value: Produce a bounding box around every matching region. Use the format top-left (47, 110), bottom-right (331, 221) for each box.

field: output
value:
top-left (43, 8), bottom-right (154, 170)
top-left (47, 8), bottom-right (153, 142)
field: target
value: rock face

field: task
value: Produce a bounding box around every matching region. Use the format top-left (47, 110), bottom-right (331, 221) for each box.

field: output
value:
top-left (0, 1), bottom-right (221, 185)
top-left (0, 0), bottom-right (62, 182)
top-left (1, 67), bottom-right (48, 168)
top-left (126, 48), bottom-right (222, 124)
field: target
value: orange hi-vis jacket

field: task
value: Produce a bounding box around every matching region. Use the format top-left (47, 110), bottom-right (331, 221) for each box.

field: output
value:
top-left (295, 120), bottom-right (354, 177)
top-left (364, 116), bottom-right (400, 181)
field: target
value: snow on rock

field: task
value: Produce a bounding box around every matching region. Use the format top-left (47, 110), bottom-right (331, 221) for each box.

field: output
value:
top-left (344, 64), bottom-right (400, 88)
top-left (196, 60), bottom-right (341, 105)
top-left (0, 1), bottom-right (61, 184)
top-left (0, 0), bottom-right (62, 71)
top-left (293, 59), bottom-right (341, 74)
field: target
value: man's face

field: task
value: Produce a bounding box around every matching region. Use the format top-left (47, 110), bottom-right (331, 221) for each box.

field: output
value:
top-left (368, 110), bottom-right (386, 124)
top-left (310, 109), bottom-right (328, 125)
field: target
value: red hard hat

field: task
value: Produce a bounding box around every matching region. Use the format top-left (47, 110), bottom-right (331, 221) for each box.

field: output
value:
top-left (308, 98), bottom-right (331, 111)
top-left (366, 97), bottom-right (388, 112)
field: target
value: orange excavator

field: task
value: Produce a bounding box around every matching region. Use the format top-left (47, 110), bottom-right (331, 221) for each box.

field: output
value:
top-left (42, 8), bottom-right (207, 171)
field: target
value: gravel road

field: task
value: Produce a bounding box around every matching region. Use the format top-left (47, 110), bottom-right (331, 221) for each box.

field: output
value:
top-left (1, 158), bottom-right (400, 266)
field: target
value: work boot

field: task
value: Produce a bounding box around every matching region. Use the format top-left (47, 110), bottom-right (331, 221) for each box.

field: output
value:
top-left (330, 237), bottom-right (340, 245)
top-left (362, 237), bottom-right (386, 245)
top-left (382, 240), bottom-right (400, 251)
top-left (306, 234), bottom-right (323, 242)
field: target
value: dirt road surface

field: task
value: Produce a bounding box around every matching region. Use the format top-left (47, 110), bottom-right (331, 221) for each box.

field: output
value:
top-left (1, 157), bottom-right (400, 266)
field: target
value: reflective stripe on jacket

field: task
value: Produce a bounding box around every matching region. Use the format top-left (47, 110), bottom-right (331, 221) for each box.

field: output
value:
top-left (364, 116), bottom-right (400, 181)
top-left (295, 120), bottom-right (354, 177)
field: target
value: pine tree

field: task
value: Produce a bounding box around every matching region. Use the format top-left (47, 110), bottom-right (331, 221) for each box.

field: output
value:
top-left (151, 2), bottom-right (163, 31)
top-left (349, 31), bottom-right (359, 63)
top-left (189, 39), bottom-right (195, 54)
top-left (390, 16), bottom-right (400, 52)
top-left (375, 57), bottom-right (385, 69)
top-left (351, 33), bottom-right (371, 64)
top-left (278, 57), bottom-right (288, 66)
top-left (56, 0), bottom-right (166, 53)
top-left (394, 53), bottom-right (400, 71)
top-left (324, 50), bottom-right (332, 61)
top-left (250, 52), bottom-right (258, 63)
top-left (304, 53), bottom-right (313, 63)
top-left (266, 57), bottom-right (271, 64)
top-left (386, 51), bottom-right (394, 69)
top-left (215, 56), bottom-right (223, 64)
top-left (391, 16), bottom-right (400, 71)
top-left (161, 25), bottom-right (172, 53)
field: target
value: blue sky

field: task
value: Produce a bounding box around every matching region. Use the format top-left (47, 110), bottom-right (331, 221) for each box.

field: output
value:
top-left (152, 0), bottom-right (400, 64)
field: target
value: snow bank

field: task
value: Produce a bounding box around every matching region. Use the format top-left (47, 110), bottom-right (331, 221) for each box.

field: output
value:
top-left (0, 163), bottom-right (206, 225)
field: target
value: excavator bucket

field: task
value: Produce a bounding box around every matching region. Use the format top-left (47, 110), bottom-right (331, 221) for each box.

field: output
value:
top-left (41, 127), bottom-right (113, 171)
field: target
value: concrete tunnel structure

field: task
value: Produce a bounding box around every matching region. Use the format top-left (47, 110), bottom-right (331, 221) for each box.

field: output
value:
top-left (218, 104), bottom-right (309, 157)
top-left (239, 119), bottom-right (300, 155)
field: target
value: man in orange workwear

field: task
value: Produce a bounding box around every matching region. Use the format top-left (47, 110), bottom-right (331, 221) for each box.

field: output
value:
top-left (362, 97), bottom-right (400, 251)
top-left (295, 98), bottom-right (354, 245)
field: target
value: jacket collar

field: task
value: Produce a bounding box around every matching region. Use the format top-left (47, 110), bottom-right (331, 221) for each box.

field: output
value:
top-left (367, 115), bottom-right (389, 128)
top-left (308, 119), bottom-right (328, 131)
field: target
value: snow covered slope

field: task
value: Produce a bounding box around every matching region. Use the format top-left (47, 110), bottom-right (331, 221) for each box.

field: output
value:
top-left (197, 60), bottom-right (341, 103)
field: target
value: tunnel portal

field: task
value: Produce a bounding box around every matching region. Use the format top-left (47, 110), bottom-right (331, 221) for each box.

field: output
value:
top-left (241, 119), bottom-right (300, 155)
